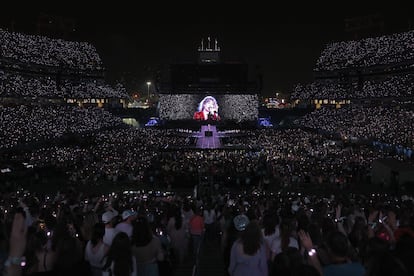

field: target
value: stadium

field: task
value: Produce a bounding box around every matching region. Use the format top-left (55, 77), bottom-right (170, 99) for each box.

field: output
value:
top-left (1, 7), bottom-right (414, 276)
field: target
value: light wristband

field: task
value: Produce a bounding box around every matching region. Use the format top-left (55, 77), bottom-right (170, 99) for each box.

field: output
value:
top-left (308, 248), bottom-right (317, 256)
top-left (4, 256), bottom-right (26, 267)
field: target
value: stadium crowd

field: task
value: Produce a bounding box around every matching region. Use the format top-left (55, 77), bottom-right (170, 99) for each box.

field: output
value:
top-left (0, 70), bottom-right (128, 98)
top-left (315, 30), bottom-right (414, 71)
top-left (1, 25), bottom-right (414, 276)
top-left (0, 105), bottom-right (123, 150)
top-left (294, 106), bottom-right (414, 150)
top-left (291, 73), bottom-right (414, 100)
top-left (0, 28), bottom-right (103, 71)
top-left (1, 178), bottom-right (414, 276)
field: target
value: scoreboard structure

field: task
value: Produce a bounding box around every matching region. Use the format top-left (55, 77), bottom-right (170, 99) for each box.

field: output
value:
top-left (157, 38), bottom-right (260, 122)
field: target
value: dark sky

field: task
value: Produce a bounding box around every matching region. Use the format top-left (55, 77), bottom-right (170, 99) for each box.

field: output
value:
top-left (1, 2), bottom-right (413, 96)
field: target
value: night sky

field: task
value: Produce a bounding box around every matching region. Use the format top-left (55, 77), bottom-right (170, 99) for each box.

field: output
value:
top-left (1, 2), bottom-right (413, 97)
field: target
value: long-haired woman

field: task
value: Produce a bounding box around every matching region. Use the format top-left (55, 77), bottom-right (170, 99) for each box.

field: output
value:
top-left (228, 221), bottom-right (268, 276)
top-left (132, 216), bottom-right (164, 276)
top-left (85, 223), bottom-right (108, 276)
top-left (102, 232), bottom-right (136, 276)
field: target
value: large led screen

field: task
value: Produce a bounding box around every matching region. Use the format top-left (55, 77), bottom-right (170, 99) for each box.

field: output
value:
top-left (158, 94), bottom-right (258, 121)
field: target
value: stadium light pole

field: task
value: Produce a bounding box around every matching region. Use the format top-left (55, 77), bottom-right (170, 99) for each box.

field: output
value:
top-left (146, 81), bottom-right (151, 101)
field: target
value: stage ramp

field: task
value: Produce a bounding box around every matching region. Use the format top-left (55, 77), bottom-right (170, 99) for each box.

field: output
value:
top-left (196, 124), bottom-right (222, 149)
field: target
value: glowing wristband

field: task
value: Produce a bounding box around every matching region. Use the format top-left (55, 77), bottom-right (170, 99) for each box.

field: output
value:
top-left (335, 216), bottom-right (346, 223)
top-left (4, 256), bottom-right (26, 267)
top-left (308, 248), bottom-right (317, 257)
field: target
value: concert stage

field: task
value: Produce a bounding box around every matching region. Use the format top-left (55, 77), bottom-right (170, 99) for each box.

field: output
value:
top-left (160, 122), bottom-right (259, 151)
top-left (195, 124), bottom-right (221, 149)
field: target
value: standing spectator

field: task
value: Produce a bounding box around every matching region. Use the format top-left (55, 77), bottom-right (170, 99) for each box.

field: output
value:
top-left (4, 212), bottom-right (27, 276)
top-left (80, 211), bottom-right (99, 242)
top-left (222, 212), bottom-right (244, 273)
top-left (115, 210), bottom-right (137, 239)
top-left (24, 229), bottom-right (56, 275)
top-left (166, 207), bottom-right (188, 264)
top-left (270, 218), bottom-right (299, 260)
top-left (261, 212), bottom-right (279, 260)
top-left (189, 207), bottom-right (205, 257)
top-left (102, 232), bottom-right (136, 276)
top-left (300, 229), bottom-right (365, 276)
top-left (50, 220), bottom-right (87, 275)
top-left (84, 223), bottom-right (108, 276)
top-left (102, 207), bottom-right (119, 247)
top-left (228, 221), bottom-right (268, 276)
top-left (323, 231), bottom-right (365, 276)
top-left (132, 217), bottom-right (164, 276)
top-left (181, 201), bottom-right (194, 236)
top-left (203, 204), bottom-right (217, 243)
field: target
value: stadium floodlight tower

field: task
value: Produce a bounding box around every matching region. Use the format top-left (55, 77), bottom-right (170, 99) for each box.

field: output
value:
top-left (146, 81), bottom-right (151, 101)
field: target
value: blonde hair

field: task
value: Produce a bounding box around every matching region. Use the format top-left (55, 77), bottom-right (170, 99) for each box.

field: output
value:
top-left (198, 96), bottom-right (218, 112)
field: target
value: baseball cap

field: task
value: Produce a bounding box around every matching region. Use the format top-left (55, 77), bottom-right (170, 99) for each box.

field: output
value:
top-left (122, 210), bottom-right (137, 220)
top-left (233, 214), bottom-right (249, 231)
top-left (102, 211), bottom-right (116, 224)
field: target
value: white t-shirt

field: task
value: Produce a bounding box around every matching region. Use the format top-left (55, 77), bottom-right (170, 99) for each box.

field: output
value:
top-left (103, 227), bottom-right (120, 247)
top-left (84, 240), bottom-right (106, 269)
top-left (262, 226), bottom-right (280, 248)
top-left (270, 236), bottom-right (299, 256)
top-left (115, 222), bottom-right (133, 238)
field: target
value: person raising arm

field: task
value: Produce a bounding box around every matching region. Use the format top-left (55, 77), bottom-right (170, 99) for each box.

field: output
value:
top-left (4, 212), bottom-right (27, 276)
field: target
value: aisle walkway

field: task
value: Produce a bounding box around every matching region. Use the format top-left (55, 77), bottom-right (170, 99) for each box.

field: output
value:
top-left (173, 238), bottom-right (227, 276)
top-left (197, 240), bottom-right (227, 276)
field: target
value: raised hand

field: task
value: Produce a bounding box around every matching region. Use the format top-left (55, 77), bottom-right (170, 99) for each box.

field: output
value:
top-left (298, 229), bottom-right (313, 251)
top-left (335, 204), bottom-right (342, 219)
top-left (9, 212), bottom-right (27, 258)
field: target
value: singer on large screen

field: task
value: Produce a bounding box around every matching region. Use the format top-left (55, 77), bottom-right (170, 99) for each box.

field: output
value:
top-left (193, 96), bottom-right (220, 121)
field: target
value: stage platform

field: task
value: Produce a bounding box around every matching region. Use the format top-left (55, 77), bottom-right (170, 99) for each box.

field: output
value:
top-left (149, 119), bottom-right (262, 150)
top-left (161, 123), bottom-right (262, 150)
top-left (156, 119), bottom-right (259, 130)
top-left (195, 124), bottom-right (221, 149)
